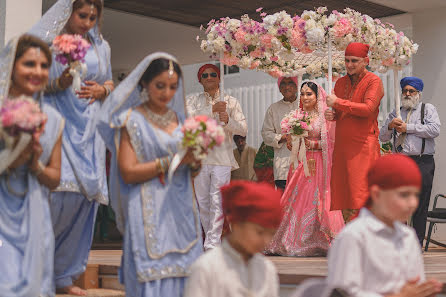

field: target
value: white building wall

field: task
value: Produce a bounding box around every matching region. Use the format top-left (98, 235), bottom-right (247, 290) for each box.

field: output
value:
top-left (412, 7), bottom-right (446, 241)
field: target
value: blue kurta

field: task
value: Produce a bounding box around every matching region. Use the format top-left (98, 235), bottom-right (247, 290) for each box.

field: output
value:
top-left (0, 103), bottom-right (64, 297)
top-left (43, 32), bottom-right (112, 288)
top-left (106, 110), bottom-right (203, 297)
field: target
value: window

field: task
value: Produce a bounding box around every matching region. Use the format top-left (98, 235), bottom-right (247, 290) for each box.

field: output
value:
top-left (215, 63), bottom-right (240, 75)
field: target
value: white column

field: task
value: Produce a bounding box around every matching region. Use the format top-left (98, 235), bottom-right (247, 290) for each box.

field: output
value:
top-left (412, 6), bottom-right (446, 239)
top-left (0, 0), bottom-right (42, 47)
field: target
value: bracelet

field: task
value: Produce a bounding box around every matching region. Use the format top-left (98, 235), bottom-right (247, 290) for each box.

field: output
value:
top-left (156, 156), bottom-right (172, 174)
top-left (103, 85), bottom-right (111, 98)
top-left (32, 161), bottom-right (45, 177)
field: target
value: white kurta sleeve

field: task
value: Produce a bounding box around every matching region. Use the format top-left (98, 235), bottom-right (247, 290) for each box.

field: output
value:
top-left (186, 95), bottom-right (213, 118)
top-left (225, 98), bottom-right (247, 137)
top-left (327, 232), bottom-right (384, 297)
top-left (184, 262), bottom-right (211, 297)
top-left (261, 106), bottom-right (283, 149)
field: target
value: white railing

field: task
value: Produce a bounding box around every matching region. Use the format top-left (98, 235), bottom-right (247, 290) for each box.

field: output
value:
top-left (187, 67), bottom-right (412, 149)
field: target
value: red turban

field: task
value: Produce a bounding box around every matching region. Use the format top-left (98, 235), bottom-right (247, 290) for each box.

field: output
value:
top-left (345, 42), bottom-right (370, 58)
top-left (197, 64), bottom-right (220, 82)
top-left (221, 181), bottom-right (283, 229)
top-left (368, 154), bottom-right (421, 190)
top-left (277, 76), bottom-right (298, 88)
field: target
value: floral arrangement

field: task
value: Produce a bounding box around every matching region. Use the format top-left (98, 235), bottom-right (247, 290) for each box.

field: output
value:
top-left (51, 34), bottom-right (91, 92)
top-left (0, 96), bottom-right (47, 137)
top-left (198, 6), bottom-right (418, 78)
top-left (181, 115), bottom-right (225, 160)
top-left (281, 109), bottom-right (312, 136)
top-left (52, 34), bottom-right (90, 65)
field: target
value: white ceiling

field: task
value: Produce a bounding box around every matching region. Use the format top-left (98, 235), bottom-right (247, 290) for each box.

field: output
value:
top-left (367, 0), bottom-right (446, 12)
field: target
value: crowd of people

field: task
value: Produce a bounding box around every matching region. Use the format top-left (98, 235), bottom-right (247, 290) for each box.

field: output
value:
top-left (0, 0), bottom-right (443, 297)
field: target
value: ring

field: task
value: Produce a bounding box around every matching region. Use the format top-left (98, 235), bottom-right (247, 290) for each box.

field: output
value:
top-left (65, 73), bottom-right (70, 77)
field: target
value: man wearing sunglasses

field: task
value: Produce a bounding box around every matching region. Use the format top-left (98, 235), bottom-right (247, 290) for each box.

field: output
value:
top-left (324, 42), bottom-right (384, 223)
top-left (186, 63), bottom-right (247, 250)
top-left (379, 76), bottom-right (440, 247)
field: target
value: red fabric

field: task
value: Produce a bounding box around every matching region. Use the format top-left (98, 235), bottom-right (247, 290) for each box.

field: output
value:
top-left (197, 64), bottom-right (220, 82)
top-left (368, 154), bottom-right (421, 190)
top-left (254, 167), bottom-right (275, 186)
top-left (345, 42), bottom-right (370, 58)
top-left (221, 181), bottom-right (283, 229)
top-left (277, 76), bottom-right (298, 88)
top-left (330, 71), bottom-right (384, 210)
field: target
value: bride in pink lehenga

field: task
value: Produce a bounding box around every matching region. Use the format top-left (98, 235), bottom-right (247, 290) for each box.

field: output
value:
top-left (266, 81), bottom-right (344, 256)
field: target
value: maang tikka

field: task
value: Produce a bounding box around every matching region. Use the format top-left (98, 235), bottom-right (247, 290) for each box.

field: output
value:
top-left (168, 60), bottom-right (174, 78)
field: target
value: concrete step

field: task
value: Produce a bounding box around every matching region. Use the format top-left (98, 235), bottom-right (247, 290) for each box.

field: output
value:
top-left (56, 289), bottom-right (124, 297)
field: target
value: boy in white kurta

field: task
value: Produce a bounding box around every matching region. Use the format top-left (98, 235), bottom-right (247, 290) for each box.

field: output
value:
top-left (327, 154), bottom-right (442, 297)
top-left (184, 181), bottom-right (282, 297)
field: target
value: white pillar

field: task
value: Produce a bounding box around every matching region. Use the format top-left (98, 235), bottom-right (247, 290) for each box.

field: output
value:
top-left (0, 0), bottom-right (42, 47)
top-left (412, 6), bottom-right (446, 239)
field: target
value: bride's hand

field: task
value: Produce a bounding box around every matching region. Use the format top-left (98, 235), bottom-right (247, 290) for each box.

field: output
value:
top-left (286, 134), bottom-right (292, 151)
top-left (180, 149), bottom-right (199, 165)
top-left (8, 141), bottom-right (33, 170)
top-left (58, 68), bottom-right (73, 89)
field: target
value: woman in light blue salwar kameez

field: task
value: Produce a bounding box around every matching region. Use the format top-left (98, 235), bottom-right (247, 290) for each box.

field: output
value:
top-left (0, 34), bottom-right (64, 297)
top-left (29, 0), bottom-right (114, 294)
top-left (97, 53), bottom-right (203, 297)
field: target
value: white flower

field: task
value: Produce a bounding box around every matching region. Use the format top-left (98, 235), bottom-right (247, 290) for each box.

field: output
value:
top-left (239, 56), bottom-right (252, 68)
top-left (302, 10), bottom-right (316, 21)
top-left (306, 27), bottom-right (325, 44)
top-left (305, 19), bottom-right (316, 30)
top-left (227, 19), bottom-right (241, 31)
top-left (325, 14), bottom-right (337, 26)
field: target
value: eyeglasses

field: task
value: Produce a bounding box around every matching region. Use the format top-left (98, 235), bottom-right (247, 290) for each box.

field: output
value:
top-left (201, 72), bottom-right (218, 79)
top-left (401, 88), bottom-right (418, 95)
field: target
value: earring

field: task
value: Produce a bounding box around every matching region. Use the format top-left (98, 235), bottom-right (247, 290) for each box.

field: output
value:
top-left (140, 88), bottom-right (149, 103)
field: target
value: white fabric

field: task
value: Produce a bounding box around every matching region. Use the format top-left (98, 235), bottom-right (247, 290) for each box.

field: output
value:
top-left (261, 99), bottom-right (300, 180)
top-left (184, 239), bottom-right (279, 297)
top-left (327, 208), bottom-right (425, 297)
top-left (194, 164), bottom-right (230, 250)
top-left (186, 90), bottom-right (247, 170)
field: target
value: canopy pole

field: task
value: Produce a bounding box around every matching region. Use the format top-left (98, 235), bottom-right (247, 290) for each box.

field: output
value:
top-left (393, 69), bottom-right (401, 119)
top-left (219, 52), bottom-right (225, 102)
top-left (327, 34), bottom-right (333, 95)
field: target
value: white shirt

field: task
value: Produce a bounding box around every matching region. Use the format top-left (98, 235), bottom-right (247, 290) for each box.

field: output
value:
top-left (184, 239), bottom-right (279, 297)
top-left (261, 98), bottom-right (300, 180)
top-left (327, 208), bottom-right (425, 297)
top-left (186, 90), bottom-right (247, 169)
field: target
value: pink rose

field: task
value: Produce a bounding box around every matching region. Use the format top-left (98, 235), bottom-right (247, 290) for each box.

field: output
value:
top-left (260, 34), bottom-right (273, 49)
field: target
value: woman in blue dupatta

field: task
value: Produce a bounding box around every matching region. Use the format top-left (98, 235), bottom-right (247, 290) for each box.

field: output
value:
top-left (97, 53), bottom-right (203, 297)
top-left (29, 0), bottom-right (113, 294)
top-left (0, 34), bottom-right (64, 297)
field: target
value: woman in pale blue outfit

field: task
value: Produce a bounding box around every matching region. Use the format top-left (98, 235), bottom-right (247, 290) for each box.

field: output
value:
top-left (97, 53), bottom-right (203, 297)
top-left (29, 0), bottom-right (114, 294)
top-left (0, 34), bottom-right (64, 297)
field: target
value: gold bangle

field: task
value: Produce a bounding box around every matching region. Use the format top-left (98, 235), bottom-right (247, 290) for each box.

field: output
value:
top-left (32, 161), bottom-right (45, 177)
top-left (155, 158), bottom-right (162, 174)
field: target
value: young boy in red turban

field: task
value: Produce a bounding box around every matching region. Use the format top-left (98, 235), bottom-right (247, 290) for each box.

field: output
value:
top-left (184, 181), bottom-right (282, 297)
top-left (327, 154), bottom-right (442, 297)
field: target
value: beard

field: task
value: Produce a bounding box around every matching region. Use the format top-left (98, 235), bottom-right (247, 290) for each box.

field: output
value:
top-left (401, 93), bottom-right (420, 109)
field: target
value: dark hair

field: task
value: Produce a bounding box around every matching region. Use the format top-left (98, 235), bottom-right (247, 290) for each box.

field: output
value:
top-left (233, 135), bottom-right (246, 142)
top-left (300, 81), bottom-right (318, 97)
top-left (15, 34), bottom-right (52, 67)
top-left (73, 0), bottom-right (103, 25)
top-left (139, 58), bottom-right (182, 86)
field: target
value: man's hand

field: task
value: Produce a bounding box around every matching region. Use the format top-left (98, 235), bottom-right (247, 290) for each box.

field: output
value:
top-left (279, 134), bottom-right (288, 144)
top-left (391, 277), bottom-right (442, 297)
top-left (286, 135), bottom-right (292, 151)
top-left (325, 109), bottom-right (336, 121)
top-left (219, 112), bottom-right (229, 124)
top-left (326, 94), bottom-right (338, 107)
top-left (388, 118), bottom-right (403, 130)
top-left (395, 122), bottom-right (407, 133)
top-left (212, 101), bottom-right (227, 113)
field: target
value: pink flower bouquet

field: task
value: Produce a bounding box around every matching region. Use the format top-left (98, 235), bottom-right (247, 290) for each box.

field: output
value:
top-left (51, 34), bottom-right (91, 92)
top-left (168, 115), bottom-right (225, 181)
top-left (281, 109), bottom-right (312, 136)
top-left (1, 96), bottom-right (47, 138)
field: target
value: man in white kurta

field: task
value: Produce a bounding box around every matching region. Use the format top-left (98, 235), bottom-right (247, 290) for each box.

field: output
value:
top-left (186, 64), bottom-right (247, 250)
top-left (261, 76), bottom-right (299, 190)
top-left (232, 135), bottom-right (257, 181)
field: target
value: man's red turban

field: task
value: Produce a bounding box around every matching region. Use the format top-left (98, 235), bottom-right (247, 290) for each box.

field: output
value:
top-left (197, 64), bottom-right (220, 82)
top-left (221, 181), bottom-right (283, 229)
top-left (345, 42), bottom-right (370, 58)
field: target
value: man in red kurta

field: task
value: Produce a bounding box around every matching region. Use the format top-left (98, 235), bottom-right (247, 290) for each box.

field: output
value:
top-left (325, 43), bottom-right (384, 222)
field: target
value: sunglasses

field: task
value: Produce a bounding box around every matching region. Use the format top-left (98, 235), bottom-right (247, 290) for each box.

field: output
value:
top-left (201, 72), bottom-right (218, 79)
top-left (402, 88), bottom-right (418, 95)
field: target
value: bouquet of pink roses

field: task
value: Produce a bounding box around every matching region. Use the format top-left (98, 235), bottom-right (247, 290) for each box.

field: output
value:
top-left (1, 96), bottom-right (47, 138)
top-left (51, 34), bottom-right (91, 92)
top-left (281, 109), bottom-right (312, 136)
top-left (0, 96), bottom-right (47, 173)
top-left (281, 109), bottom-right (313, 176)
top-left (168, 115), bottom-right (225, 181)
